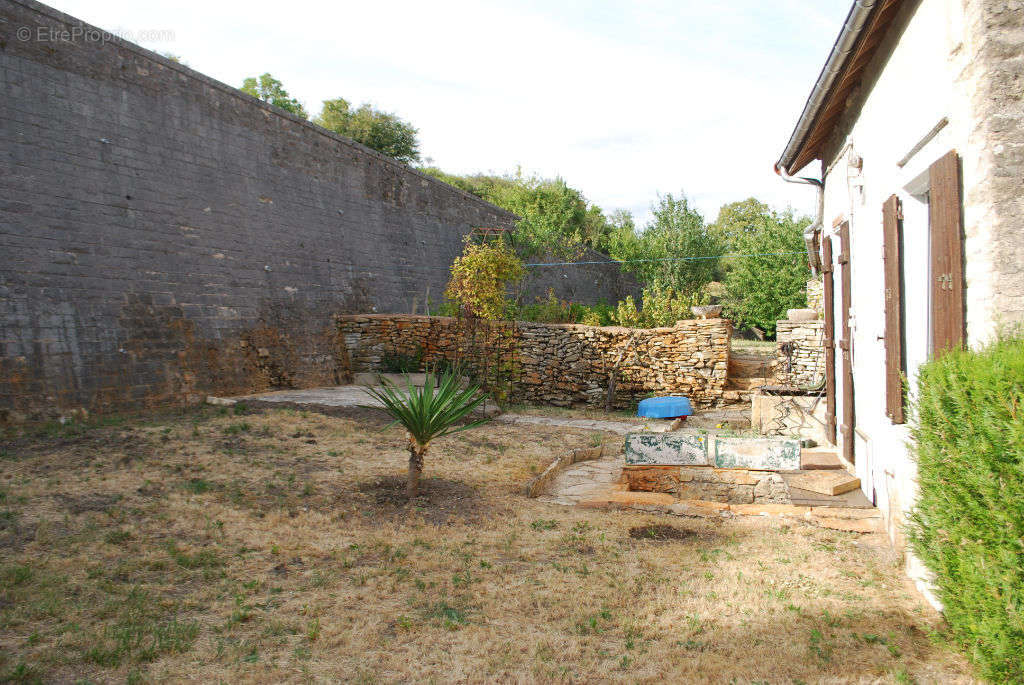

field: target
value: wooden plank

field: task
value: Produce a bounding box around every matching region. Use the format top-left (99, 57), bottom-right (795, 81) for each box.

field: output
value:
top-left (929, 150), bottom-right (965, 355)
top-left (786, 470), bottom-right (862, 496)
top-left (882, 194), bottom-right (906, 424)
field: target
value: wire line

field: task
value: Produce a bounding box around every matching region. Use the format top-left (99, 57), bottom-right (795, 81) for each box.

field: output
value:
top-left (522, 251), bottom-right (808, 267)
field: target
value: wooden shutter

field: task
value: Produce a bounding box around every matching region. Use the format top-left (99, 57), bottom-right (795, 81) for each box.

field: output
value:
top-left (929, 150), bottom-right (965, 354)
top-left (882, 195), bottom-right (905, 424)
top-left (838, 222), bottom-right (855, 465)
top-left (822, 236), bottom-right (837, 444)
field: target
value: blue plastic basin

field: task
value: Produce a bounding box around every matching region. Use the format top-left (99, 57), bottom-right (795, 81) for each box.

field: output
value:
top-left (637, 396), bottom-right (694, 418)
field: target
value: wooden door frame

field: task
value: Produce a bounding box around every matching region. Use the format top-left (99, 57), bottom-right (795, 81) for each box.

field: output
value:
top-left (837, 222), bottom-right (855, 465)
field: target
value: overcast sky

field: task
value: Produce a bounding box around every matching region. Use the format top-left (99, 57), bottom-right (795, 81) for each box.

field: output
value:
top-left (48, 0), bottom-right (851, 226)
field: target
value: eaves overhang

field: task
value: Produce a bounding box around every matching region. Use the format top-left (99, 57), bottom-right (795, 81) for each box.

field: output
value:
top-left (775, 0), bottom-right (906, 176)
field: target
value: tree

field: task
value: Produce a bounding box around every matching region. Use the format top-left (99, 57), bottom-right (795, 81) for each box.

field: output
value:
top-left (365, 372), bottom-right (489, 497)
top-left (722, 206), bottom-right (811, 336)
top-left (419, 168), bottom-right (614, 257)
top-left (240, 73), bottom-right (307, 118)
top-left (708, 198), bottom-right (777, 280)
top-left (444, 237), bottom-right (524, 320)
top-left (315, 98), bottom-right (420, 164)
top-left (610, 192), bottom-right (723, 298)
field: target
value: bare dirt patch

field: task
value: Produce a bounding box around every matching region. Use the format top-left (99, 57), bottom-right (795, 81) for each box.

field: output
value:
top-left (355, 476), bottom-right (485, 525)
top-left (628, 523), bottom-right (697, 541)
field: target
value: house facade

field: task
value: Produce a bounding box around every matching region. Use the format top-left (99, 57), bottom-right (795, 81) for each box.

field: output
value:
top-left (775, 0), bottom-right (1023, 601)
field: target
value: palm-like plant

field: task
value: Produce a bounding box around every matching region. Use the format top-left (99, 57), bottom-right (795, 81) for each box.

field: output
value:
top-left (364, 371), bottom-right (490, 498)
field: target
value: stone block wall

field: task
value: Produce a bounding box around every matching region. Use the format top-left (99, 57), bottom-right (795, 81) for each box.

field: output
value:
top-left (0, 0), bottom-right (524, 419)
top-left (806, 278), bottom-right (824, 316)
top-left (965, 0), bottom-right (1024, 330)
top-left (517, 249), bottom-right (642, 307)
top-left (775, 321), bottom-right (825, 388)
top-left (622, 466), bottom-right (790, 505)
top-left (337, 315), bottom-right (731, 408)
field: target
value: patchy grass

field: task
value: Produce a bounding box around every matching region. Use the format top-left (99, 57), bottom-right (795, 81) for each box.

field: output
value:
top-left (0, 405), bottom-right (974, 682)
top-left (731, 338), bottom-right (778, 354)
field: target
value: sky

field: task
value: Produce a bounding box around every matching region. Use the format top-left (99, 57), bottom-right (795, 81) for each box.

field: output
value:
top-left (47, 0), bottom-right (852, 226)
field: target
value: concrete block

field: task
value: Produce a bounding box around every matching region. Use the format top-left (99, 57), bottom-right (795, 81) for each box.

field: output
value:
top-left (713, 437), bottom-right (801, 471)
top-left (625, 431), bottom-right (708, 465)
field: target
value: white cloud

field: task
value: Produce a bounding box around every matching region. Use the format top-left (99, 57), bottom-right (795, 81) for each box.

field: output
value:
top-left (48, 0), bottom-right (852, 225)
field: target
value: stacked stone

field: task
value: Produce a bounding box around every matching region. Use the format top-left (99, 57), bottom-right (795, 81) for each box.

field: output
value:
top-left (775, 320), bottom-right (825, 388)
top-left (623, 466), bottom-right (790, 504)
top-left (337, 314), bottom-right (731, 408)
top-left (806, 278), bottom-right (824, 316)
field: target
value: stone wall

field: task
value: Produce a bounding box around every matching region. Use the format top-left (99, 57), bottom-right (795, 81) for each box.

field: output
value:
top-left (966, 0), bottom-right (1024, 329)
top-left (337, 315), bottom-right (731, 408)
top-left (517, 249), bottom-right (642, 307)
top-left (0, 1), bottom-right (525, 419)
top-left (806, 278), bottom-right (824, 316)
top-left (775, 320), bottom-right (825, 388)
top-left (622, 466), bottom-right (790, 504)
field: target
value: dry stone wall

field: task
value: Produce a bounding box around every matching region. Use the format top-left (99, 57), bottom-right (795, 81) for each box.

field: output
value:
top-left (337, 315), bottom-right (731, 408)
top-left (775, 320), bottom-right (825, 388)
top-left (806, 278), bottom-right (824, 316)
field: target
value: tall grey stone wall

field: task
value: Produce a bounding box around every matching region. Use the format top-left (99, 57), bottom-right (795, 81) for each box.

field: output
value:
top-left (518, 249), bottom-right (642, 307)
top-left (0, 0), bottom-right (525, 417)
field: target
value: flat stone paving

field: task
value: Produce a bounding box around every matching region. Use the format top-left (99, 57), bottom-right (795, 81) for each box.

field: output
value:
top-left (495, 414), bottom-right (640, 434)
top-left (227, 385), bottom-right (384, 408)
top-left (537, 453), bottom-right (625, 506)
top-left (215, 386), bottom-right (654, 433)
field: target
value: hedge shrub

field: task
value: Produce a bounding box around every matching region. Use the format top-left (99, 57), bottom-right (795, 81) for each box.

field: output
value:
top-left (906, 336), bottom-right (1024, 682)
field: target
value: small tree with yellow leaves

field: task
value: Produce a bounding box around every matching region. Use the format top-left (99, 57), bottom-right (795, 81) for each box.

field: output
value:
top-left (444, 237), bottom-right (524, 320)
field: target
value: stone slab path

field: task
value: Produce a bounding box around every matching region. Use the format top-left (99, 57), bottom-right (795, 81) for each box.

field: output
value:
top-left (213, 386), bottom-right (649, 434)
top-left (494, 414), bottom-right (641, 434)
top-left (537, 453), bottom-right (626, 506)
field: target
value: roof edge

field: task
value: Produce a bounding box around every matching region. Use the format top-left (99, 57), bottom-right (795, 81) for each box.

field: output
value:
top-left (776, 0), bottom-right (880, 175)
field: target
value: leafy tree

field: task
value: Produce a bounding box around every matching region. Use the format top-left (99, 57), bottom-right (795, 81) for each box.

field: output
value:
top-left (315, 98), bottom-right (420, 164)
top-left (598, 209), bottom-right (637, 255)
top-left (722, 206), bottom-right (810, 336)
top-left (240, 73), bottom-right (307, 118)
top-left (708, 198), bottom-right (777, 280)
top-left (444, 237), bottom-right (524, 320)
top-left (420, 168), bottom-right (613, 257)
top-left (365, 372), bottom-right (489, 498)
top-left (610, 192), bottom-right (723, 298)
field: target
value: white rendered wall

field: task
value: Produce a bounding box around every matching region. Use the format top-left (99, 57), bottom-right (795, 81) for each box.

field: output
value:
top-left (813, 0), bottom-right (985, 608)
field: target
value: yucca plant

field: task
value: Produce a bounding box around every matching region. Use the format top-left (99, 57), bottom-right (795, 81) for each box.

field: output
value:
top-left (364, 371), bottom-right (490, 498)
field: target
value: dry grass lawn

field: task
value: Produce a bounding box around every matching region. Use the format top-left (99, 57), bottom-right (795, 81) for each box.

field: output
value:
top-left (0, 404), bottom-right (974, 683)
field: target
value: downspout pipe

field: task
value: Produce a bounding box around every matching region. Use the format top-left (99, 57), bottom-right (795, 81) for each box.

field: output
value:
top-left (774, 164), bottom-right (823, 275)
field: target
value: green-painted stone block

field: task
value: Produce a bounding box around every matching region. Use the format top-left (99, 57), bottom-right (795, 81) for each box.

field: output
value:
top-left (713, 437), bottom-right (801, 471)
top-left (625, 432), bottom-right (708, 465)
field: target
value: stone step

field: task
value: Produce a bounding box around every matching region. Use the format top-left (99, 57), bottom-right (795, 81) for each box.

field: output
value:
top-left (800, 448), bottom-right (843, 470)
top-left (575, 494), bottom-right (884, 533)
top-left (728, 354), bottom-right (775, 379)
top-left (726, 377), bottom-right (766, 391)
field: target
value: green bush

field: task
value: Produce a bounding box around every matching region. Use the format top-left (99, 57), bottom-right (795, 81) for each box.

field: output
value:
top-left (515, 290), bottom-right (588, 324)
top-left (610, 285), bottom-right (707, 329)
top-left (906, 336), bottom-right (1024, 682)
